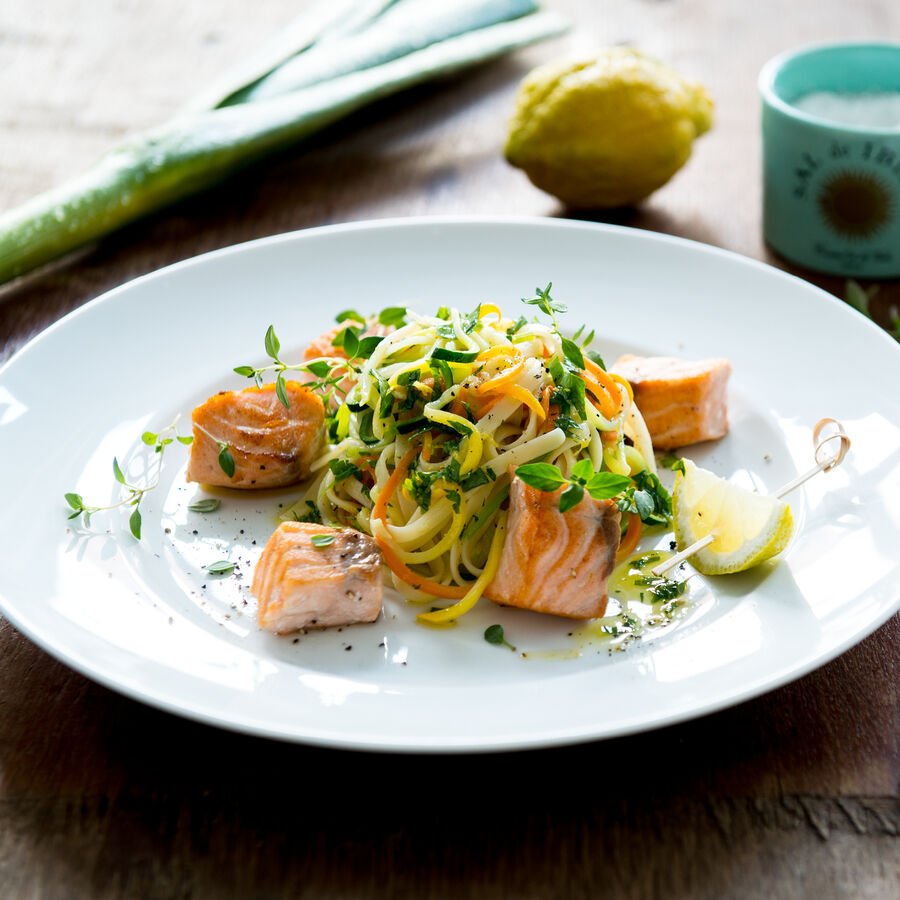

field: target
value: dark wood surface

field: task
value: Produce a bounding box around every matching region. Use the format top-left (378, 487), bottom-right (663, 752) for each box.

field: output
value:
top-left (1, 1), bottom-right (898, 896)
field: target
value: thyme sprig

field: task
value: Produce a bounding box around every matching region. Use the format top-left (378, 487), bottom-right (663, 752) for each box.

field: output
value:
top-left (233, 325), bottom-right (352, 411)
top-left (522, 282), bottom-right (567, 327)
top-left (521, 283), bottom-right (605, 371)
top-left (64, 419), bottom-right (192, 539)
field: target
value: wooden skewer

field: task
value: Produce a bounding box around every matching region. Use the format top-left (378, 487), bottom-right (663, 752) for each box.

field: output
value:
top-left (649, 418), bottom-right (850, 578)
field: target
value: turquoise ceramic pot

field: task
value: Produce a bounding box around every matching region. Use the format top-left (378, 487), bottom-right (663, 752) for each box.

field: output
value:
top-left (759, 42), bottom-right (900, 277)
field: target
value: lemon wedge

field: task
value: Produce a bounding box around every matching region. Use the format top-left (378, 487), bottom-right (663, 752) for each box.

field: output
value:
top-left (672, 460), bottom-right (794, 575)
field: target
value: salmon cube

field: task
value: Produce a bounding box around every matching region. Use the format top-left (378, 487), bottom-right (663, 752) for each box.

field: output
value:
top-left (484, 478), bottom-right (621, 619)
top-left (253, 522), bottom-right (383, 633)
top-left (186, 381), bottom-right (324, 489)
top-left (611, 355), bottom-right (731, 450)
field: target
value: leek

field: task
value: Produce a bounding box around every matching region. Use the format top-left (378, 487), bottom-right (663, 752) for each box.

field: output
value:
top-left (0, 1), bottom-right (566, 287)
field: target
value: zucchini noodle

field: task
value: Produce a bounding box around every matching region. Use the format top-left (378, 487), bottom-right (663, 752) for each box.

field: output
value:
top-left (284, 298), bottom-right (658, 625)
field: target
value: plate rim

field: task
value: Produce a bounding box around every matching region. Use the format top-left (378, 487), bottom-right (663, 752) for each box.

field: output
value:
top-left (6, 214), bottom-right (899, 363)
top-left (2, 214), bottom-right (898, 753)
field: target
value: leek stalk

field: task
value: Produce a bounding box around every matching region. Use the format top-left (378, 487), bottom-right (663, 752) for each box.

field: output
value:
top-left (0, 1), bottom-right (566, 287)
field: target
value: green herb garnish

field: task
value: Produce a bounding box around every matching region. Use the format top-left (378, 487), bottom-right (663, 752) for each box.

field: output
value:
top-left (484, 624), bottom-right (516, 652)
top-left (634, 575), bottom-right (686, 601)
top-left (658, 453), bottom-right (686, 475)
top-left (328, 459), bottom-right (360, 484)
top-left (515, 461), bottom-right (632, 512)
top-left (522, 282), bottom-right (566, 320)
top-left (378, 307), bottom-right (408, 328)
top-left (617, 470), bottom-right (672, 526)
top-left (234, 325), bottom-right (350, 410)
top-left (188, 498), bottom-right (221, 513)
top-left (586, 350), bottom-right (606, 370)
top-left (630, 552), bottom-right (661, 569)
top-left (506, 315), bottom-right (527, 337)
top-left (217, 442), bottom-right (236, 478)
top-left (64, 419), bottom-right (191, 540)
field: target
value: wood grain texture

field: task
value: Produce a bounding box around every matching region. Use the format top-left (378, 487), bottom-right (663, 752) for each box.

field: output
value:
top-left (0, 1), bottom-right (897, 897)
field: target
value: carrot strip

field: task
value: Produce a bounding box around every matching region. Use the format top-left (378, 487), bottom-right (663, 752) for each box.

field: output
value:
top-left (583, 372), bottom-right (619, 419)
top-left (540, 385), bottom-right (550, 419)
top-left (615, 513), bottom-right (642, 564)
top-left (376, 536), bottom-right (469, 599)
top-left (583, 360), bottom-right (623, 404)
top-left (475, 393), bottom-right (504, 420)
top-left (584, 356), bottom-right (610, 382)
top-left (586, 386), bottom-right (618, 419)
top-left (371, 445), bottom-right (469, 598)
top-left (372, 446), bottom-right (417, 525)
top-left (416, 514), bottom-right (507, 624)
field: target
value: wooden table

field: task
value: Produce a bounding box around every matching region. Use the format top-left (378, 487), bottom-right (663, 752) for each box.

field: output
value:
top-left (1, 1), bottom-right (897, 896)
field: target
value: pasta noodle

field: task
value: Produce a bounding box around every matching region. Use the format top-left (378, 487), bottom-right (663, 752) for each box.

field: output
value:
top-left (284, 294), bottom-right (655, 622)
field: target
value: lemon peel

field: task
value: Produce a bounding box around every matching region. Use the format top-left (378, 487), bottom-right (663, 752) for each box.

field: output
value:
top-left (672, 460), bottom-right (793, 575)
top-left (504, 48), bottom-right (713, 208)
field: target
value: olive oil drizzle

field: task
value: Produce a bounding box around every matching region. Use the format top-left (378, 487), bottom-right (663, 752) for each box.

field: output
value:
top-left (572, 551), bottom-right (691, 652)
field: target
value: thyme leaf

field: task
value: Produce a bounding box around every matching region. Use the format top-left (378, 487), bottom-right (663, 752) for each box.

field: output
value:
top-left (188, 498), bottom-right (221, 513)
top-left (484, 624), bottom-right (516, 652)
top-left (217, 442), bottom-right (236, 478)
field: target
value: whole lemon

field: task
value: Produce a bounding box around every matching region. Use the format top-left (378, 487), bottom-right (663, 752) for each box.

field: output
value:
top-left (504, 48), bottom-right (713, 208)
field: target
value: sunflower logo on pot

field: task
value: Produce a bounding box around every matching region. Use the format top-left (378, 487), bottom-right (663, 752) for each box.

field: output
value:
top-left (817, 169), bottom-right (894, 239)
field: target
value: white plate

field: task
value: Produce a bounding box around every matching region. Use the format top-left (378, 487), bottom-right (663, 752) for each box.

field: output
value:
top-left (2, 217), bottom-right (898, 752)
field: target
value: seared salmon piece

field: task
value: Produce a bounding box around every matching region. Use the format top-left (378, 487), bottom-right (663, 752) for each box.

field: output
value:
top-left (611, 355), bottom-right (731, 450)
top-left (484, 477), bottom-right (621, 619)
top-left (253, 522), bottom-right (383, 633)
top-left (186, 382), bottom-right (324, 489)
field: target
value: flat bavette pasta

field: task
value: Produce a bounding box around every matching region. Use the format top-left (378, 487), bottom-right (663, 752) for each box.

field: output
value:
top-left (280, 292), bottom-right (656, 624)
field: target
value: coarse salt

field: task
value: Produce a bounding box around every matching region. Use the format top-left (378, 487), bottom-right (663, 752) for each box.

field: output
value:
top-left (791, 90), bottom-right (900, 128)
